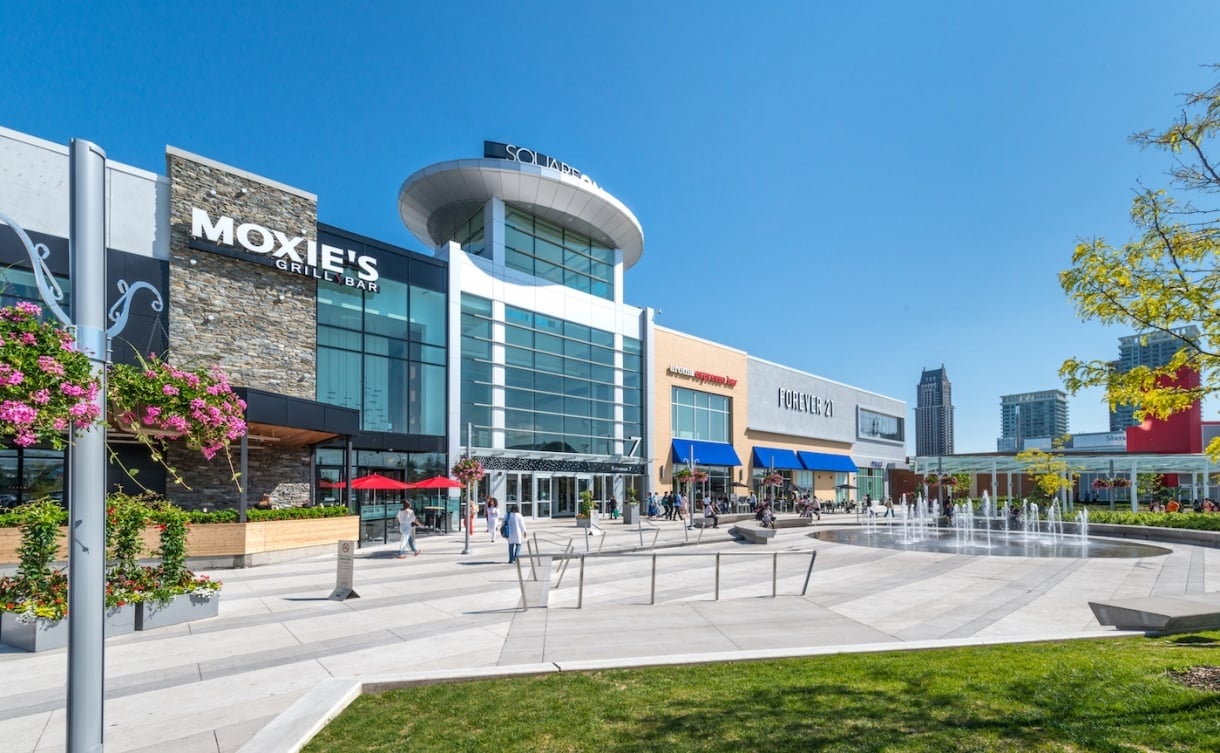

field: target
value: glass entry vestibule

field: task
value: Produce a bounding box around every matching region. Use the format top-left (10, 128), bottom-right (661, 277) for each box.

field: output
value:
top-left (501, 471), bottom-right (641, 518)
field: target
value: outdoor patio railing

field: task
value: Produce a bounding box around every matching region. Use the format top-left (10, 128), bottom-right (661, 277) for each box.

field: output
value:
top-left (512, 549), bottom-right (818, 611)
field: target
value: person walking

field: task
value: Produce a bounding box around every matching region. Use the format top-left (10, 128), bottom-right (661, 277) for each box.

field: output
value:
top-left (485, 496), bottom-right (500, 542)
top-left (505, 503), bottom-right (528, 564)
top-left (676, 492), bottom-right (688, 526)
top-left (663, 492), bottom-right (674, 520)
top-left (395, 501), bottom-right (421, 558)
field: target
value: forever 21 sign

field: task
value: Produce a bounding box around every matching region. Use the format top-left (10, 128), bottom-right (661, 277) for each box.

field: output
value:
top-left (188, 207), bottom-right (380, 292)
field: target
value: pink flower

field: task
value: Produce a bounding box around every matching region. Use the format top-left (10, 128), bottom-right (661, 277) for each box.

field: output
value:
top-left (60, 382), bottom-right (86, 397)
top-left (0, 400), bottom-right (37, 425)
top-left (38, 356), bottom-right (65, 376)
top-left (19, 332), bottom-right (36, 345)
top-left (31, 389), bottom-right (50, 405)
top-left (162, 384), bottom-right (179, 396)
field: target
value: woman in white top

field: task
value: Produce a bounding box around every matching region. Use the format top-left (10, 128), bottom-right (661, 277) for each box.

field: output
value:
top-left (485, 497), bottom-right (500, 542)
top-left (395, 501), bottom-right (420, 558)
top-left (505, 504), bottom-right (528, 564)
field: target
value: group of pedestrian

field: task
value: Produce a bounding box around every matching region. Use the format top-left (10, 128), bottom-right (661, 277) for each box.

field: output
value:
top-left (396, 497), bottom-right (528, 564)
top-left (653, 491), bottom-right (689, 522)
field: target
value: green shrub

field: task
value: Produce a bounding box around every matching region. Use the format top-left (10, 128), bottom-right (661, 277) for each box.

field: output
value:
top-left (1087, 510), bottom-right (1220, 531)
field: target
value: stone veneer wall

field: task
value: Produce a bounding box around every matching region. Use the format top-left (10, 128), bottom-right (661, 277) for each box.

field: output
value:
top-left (165, 152), bottom-right (319, 509)
top-left (164, 442), bottom-right (313, 510)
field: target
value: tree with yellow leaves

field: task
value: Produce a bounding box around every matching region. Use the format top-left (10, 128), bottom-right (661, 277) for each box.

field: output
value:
top-left (1060, 68), bottom-right (1220, 458)
top-left (1016, 436), bottom-right (1080, 502)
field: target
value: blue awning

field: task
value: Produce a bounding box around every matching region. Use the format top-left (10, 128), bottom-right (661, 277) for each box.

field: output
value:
top-left (671, 439), bottom-right (742, 466)
top-left (751, 446), bottom-right (803, 470)
top-left (797, 451), bottom-right (858, 473)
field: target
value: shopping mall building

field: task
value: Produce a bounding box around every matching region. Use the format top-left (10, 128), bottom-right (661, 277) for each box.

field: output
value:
top-left (0, 126), bottom-right (908, 531)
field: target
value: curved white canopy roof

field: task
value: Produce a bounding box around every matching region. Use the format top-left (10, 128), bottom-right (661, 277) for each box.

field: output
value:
top-left (398, 158), bottom-right (644, 269)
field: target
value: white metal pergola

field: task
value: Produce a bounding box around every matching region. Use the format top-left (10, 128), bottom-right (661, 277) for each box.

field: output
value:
top-left (912, 451), bottom-right (1218, 512)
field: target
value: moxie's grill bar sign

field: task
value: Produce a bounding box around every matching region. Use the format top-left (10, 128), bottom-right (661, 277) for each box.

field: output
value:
top-left (188, 207), bottom-right (380, 292)
top-left (667, 365), bottom-right (738, 388)
top-left (778, 388), bottom-right (834, 417)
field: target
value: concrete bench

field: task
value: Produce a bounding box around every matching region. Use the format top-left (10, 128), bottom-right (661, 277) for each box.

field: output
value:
top-left (773, 517), bottom-right (813, 529)
top-left (1089, 595), bottom-right (1220, 634)
top-left (692, 513), bottom-right (755, 528)
top-left (729, 525), bottom-right (776, 544)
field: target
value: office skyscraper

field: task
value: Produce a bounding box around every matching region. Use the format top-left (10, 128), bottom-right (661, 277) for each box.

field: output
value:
top-left (999, 390), bottom-right (1069, 451)
top-left (916, 366), bottom-right (953, 456)
top-left (1110, 326), bottom-right (1201, 430)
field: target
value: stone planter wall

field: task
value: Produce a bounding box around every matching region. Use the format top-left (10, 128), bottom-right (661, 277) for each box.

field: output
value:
top-left (0, 515), bottom-right (359, 569)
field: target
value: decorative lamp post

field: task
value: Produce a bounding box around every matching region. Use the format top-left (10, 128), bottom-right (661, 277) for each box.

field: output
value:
top-left (3, 141), bottom-right (163, 753)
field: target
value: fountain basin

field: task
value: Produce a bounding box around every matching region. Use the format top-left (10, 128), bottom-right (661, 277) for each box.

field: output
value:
top-left (811, 528), bottom-right (1172, 558)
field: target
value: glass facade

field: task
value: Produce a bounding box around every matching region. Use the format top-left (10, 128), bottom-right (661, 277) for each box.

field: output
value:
top-left (460, 293), bottom-right (641, 455)
top-left (316, 234), bottom-right (447, 436)
top-left (858, 407), bottom-right (904, 443)
top-left (671, 387), bottom-right (731, 442)
top-left (503, 205), bottom-right (615, 300)
top-left (444, 208), bottom-right (486, 258)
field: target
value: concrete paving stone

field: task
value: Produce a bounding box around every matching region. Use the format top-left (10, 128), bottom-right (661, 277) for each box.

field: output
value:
top-left (0, 710), bottom-right (54, 753)
top-left (5, 517), bottom-right (1220, 753)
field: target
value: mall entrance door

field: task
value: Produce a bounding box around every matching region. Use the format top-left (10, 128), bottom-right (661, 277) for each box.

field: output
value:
top-left (551, 474), bottom-right (592, 517)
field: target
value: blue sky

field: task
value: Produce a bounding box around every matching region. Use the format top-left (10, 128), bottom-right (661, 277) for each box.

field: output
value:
top-left (3, 1), bottom-right (1219, 453)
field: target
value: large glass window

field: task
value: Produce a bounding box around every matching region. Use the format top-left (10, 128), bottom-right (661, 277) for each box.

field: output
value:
top-left (460, 294), bottom-right (639, 455)
top-left (858, 408), bottom-right (904, 443)
top-left (502, 206), bottom-right (616, 300)
top-left (443, 207), bottom-right (486, 258)
top-left (317, 249), bottom-right (447, 436)
top-left (672, 386), bottom-right (731, 443)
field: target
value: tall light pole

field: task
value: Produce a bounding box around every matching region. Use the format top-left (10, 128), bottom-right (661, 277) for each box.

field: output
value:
top-left (687, 442), bottom-right (698, 530)
top-left (462, 422), bottom-right (472, 555)
top-left (2, 141), bottom-right (161, 753)
top-left (67, 138), bottom-right (107, 753)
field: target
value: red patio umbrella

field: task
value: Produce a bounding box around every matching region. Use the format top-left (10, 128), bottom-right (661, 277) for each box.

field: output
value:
top-left (349, 473), bottom-right (412, 490)
top-left (406, 476), bottom-right (464, 526)
top-left (406, 475), bottom-right (463, 489)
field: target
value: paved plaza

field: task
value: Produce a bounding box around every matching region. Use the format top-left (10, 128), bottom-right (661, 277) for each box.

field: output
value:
top-left (2, 515), bottom-right (1218, 752)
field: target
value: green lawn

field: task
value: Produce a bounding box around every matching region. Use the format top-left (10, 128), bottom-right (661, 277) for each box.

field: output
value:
top-left (305, 633), bottom-right (1220, 753)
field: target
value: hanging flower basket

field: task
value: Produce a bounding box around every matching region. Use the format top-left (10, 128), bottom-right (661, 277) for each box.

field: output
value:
top-left (762, 472), bottom-right (784, 487)
top-left (0, 302), bottom-right (101, 449)
top-left (691, 469), bottom-right (709, 484)
top-left (673, 468), bottom-right (693, 483)
top-left (1091, 478), bottom-right (1112, 490)
top-left (1111, 477), bottom-right (1131, 488)
top-left (923, 474), bottom-right (939, 486)
top-left (941, 476), bottom-right (958, 487)
top-left (451, 456), bottom-right (485, 486)
top-left (108, 352), bottom-right (247, 489)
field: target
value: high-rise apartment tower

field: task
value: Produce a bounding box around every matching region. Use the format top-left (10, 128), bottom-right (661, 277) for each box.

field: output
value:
top-left (1110, 326), bottom-right (1201, 431)
top-left (916, 366), bottom-right (954, 456)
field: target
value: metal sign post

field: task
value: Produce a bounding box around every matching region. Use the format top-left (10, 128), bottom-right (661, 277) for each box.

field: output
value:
top-left (328, 540), bottom-right (360, 600)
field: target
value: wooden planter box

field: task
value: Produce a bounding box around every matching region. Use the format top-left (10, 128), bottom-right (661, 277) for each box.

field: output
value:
top-left (0, 515), bottom-right (359, 568)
